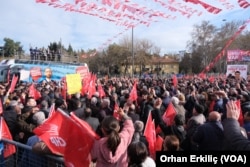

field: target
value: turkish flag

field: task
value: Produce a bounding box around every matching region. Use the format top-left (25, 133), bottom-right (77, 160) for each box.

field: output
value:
top-left (87, 74), bottom-right (96, 99)
top-left (30, 67), bottom-right (42, 81)
top-left (81, 73), bottom-right (91, 96)
top-left (143, 111), bottom-right (156, 159)
top-left (9, 75), bottom-right (19, 93)
top-left (97, 84), bottom-right (106, 98)
top-left (129, 82), bottom-right (138, 101)
top-left (0, 117), bottom-right (16, 158)
top-left (28, 83), bottom-right (41, 100)
top-left (155, 135), bottom-right (164, 151)
top-left (113, 103), bottom-right (121, 121)
top-left (162, 102), bottom-right (176, 126)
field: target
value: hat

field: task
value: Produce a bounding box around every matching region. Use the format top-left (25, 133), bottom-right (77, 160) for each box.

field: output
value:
top-left (33, 111), bottom-right (46, 125)
top-left (9, 100), bottom-right (18, 107)
top-left (134, 121), bottom-right (144, 132)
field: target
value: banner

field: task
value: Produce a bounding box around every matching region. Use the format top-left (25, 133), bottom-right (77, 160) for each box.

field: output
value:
top-left (226, 64), bottom-right (248, 79)
top-left (227, 50), bottom-right (250, 62)
top-left (75, 66), bottom-right (89, 80)
top-left (66, 74), bottom-right (82, 95)
top-left (30, 67), bottom-right (42, 81)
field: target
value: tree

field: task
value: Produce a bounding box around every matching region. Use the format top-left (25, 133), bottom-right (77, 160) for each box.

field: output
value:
top-left (179, 53), bottom-right (192, 74)
top-left (67, 44), bottom-right (73, 56)
top-left (3, 38), bottom-right (23, 57)
top-left (186, 20), bottom-right (242, 73)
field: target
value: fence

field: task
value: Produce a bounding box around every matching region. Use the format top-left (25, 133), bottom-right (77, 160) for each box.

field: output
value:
top-left (0, 138), bottom-right (65, 167)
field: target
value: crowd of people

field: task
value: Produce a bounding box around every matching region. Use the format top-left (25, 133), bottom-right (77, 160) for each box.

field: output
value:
top-left (1, 67), bottom-right (250, 166)
top-left (29, 47), bottom-right (61, 61)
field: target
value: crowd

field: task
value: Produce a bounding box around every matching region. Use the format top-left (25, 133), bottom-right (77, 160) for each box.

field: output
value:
top-left (29, 47), bottom-right (61, 61)
top-left (1, 67), bottom-right (250, 166)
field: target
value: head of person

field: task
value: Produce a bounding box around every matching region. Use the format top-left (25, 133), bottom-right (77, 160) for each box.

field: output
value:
top-left (44, 67), bottom-right (53, 79)
top-left (26, 97), bottom-right (37, 107)
top-left (101, 116), bottom-right (121, 155)
top-left (174, 114), bottom-right (185, 126)
top-left (127, 142), bottom-right (148, 166)
top-left (33, 111), bottom-right (46, 126)
top-left (234, 71), bottom-right (241, 80)
top-left (84, 107), bottom-right (92, 118)
top-left (192, 103), bottom-right (204, 115)
top-left (163, 135), bottom-right (180, 151)
top-left (208, 111), bottom-right (221, 122)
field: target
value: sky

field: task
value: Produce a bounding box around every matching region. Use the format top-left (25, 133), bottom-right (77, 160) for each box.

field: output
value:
top-left (0, 0), bottom-right (250, 56)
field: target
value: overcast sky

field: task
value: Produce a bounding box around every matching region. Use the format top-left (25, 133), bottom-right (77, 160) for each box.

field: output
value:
top-left (0, 0), bottom-right (250, 55)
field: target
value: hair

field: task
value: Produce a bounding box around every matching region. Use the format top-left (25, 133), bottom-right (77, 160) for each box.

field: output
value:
top-left (163, 135), bottom-right (180, 151)
top-left (84, 107), bottom-right (92, 117)
top-left (101, 116), bottom-right (121, 156)
top-left (127, 142), bottom-right (148, 167)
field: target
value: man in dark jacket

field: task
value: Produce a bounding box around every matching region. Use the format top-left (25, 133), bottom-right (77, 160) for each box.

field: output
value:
top-left (193, 111), bottom-right (224, 150)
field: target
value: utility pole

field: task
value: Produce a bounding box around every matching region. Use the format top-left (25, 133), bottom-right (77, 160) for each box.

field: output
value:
top-left (132, 27), bottom-right (134, 78)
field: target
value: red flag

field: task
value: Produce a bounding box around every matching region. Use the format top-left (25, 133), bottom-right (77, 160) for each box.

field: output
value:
top-left (172, 74), bottom-right (178, 88)
top-left (209, 76), bottom-right (215, 83)
top-left (70, 112), bottom-right (100, 140)
top-left (143, 111), bottom-right (156, 159)
top-left (65, 112), bottom-right (99, 167)
top-left (61, 82), bottom-right (67, 100)
top-left (113, 103), bottom-right (121, 121)
top-left (0, 117), bottom-right (16, 158)
top-left (34, 109), bottom-right (99, 167)
top-left (28, 83), bottom-right (41, 100)
top-left (198, 73), bottom-right (206, 79)
top-left (9, 75), bottom-right (18, 93)
top-left (48, 103), bottom-right (55, 118)
top-left (87, 74), bottom-right (96, 99)
top-left (81, 73), bottom-right (91, 96)
top-left (235, 100), bottom-right (244, 126)
top-left (209, 100), bottom-right (215, 113)
top-left (30, 67), bottom-right (42, 81)
top-left (97, 84), bottom-right (106, 98)
top-left (33, 110), bottom-right (68, 155)
top-left (162, 102), bottom-right (176, 126)
top-left (129, 82), bottom-right (137, 101)
top-left (155, 135), bottom-right (164, 151)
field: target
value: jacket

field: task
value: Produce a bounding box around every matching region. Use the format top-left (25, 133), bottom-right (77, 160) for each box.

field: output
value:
top-left (91, 116), bottom-right (135, 167)
top-left (223, 118), bottom-right (250, 150)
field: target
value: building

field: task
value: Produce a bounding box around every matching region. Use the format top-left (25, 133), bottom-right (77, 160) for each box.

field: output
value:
top-left (123, 56), bottom-right (179, 76)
